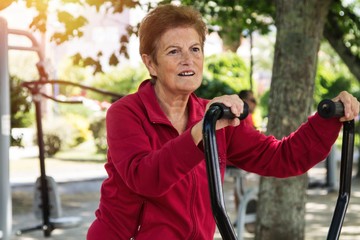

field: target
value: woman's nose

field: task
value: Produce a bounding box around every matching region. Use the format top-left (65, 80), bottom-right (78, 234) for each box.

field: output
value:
top-left (181, 51), bottom-right (192, 64)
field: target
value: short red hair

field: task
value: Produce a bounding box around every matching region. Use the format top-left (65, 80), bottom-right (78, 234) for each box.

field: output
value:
top-left (138, 4), bottom-right (207, 64)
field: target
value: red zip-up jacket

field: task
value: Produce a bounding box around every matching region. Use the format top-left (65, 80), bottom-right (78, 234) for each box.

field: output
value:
top-left (88, 80), bottom-right (342, 240)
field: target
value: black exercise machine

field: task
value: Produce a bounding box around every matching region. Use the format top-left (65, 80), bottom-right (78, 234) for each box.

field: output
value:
top-left (202, 99), bottom-right (353, 240)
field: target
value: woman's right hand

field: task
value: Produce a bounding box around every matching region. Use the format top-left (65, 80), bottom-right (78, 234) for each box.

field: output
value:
top-left (206, 95), bottom-right (244, 129)
top-left (191, 94), bottom-right (245, 145)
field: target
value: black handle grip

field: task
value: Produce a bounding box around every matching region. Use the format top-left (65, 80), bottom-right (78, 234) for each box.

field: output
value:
top-left (318, 99), bottom-right (344, 119)
top-left (209, 102), bottom-right (249, 120)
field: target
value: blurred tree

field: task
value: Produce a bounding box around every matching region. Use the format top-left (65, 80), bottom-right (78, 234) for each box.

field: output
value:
top-left (173, 0), bottom-right (360, 83)
top-left (1, 0), bottom-right (143, 73)
top-left (324, 0), bottom-right (360, 81)
top-left (88, 63), bottom-right (148, 101)
top-left (0, 0), bottom-right (12, 10)
top-left (2, 1), bottom-right (359, 81)
top-left (256, 0), bottom-right (333, 239)
top-left (161, 0), bottom-right (275, 51)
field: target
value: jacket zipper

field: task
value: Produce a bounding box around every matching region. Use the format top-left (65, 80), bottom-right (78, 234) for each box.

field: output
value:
top-left (130, 201), bottom-right (146, 240)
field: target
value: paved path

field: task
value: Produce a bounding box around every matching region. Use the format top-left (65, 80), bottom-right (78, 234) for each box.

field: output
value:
top-left (8, 146), bottom-right (360, 240)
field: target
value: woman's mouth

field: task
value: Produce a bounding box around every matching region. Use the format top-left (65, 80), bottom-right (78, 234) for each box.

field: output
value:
top-left (178, 71), bottom-right (195, 77)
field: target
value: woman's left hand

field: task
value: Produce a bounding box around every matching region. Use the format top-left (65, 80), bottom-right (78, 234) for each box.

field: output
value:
top-left (332, 91), bottom-right (360, 122)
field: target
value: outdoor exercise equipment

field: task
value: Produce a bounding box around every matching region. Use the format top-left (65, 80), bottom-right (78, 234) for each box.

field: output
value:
top-left (0, 17), bottom-right (122, 237)
top-left (318, 99), bottom-right (354, 240)
top-left (16, 76), bottom-right (122, 237)
top-left (0, 19), bottom-right (82, 237)
top-left (0, 17), bottom-right (45, 240)
top-left (203, 99), bottom-right (353, 240)
top-left (202, 102), bottom-right (248, 240)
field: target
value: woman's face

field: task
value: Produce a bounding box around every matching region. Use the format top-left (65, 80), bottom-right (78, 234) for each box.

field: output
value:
top-left (142, 27), bottom-right (204, 96)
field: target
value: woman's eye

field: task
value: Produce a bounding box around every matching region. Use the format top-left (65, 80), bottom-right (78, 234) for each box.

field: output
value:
top-left (168, 49), bottom-right (178, 55)
top-left (192, 47), bottom-right (201, 53)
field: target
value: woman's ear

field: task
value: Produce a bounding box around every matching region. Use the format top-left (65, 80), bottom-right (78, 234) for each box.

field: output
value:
top-left (141, 54), bottom-right (157, 77)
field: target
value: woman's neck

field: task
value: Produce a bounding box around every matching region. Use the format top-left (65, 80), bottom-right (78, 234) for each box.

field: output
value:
top-left (155, 88), bottom-right (189, 134)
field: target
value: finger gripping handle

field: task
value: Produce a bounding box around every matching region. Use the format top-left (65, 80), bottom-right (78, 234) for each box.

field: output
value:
top-left (317, 99), bottom-right (344, 118)
top-left (209, 102), bottom-right (249, 120)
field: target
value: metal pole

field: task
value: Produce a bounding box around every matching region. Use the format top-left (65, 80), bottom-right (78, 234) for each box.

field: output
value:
top-left (33, 87), bottom-right (53, 236)
top-left (0, 17), bottom-right (12, 240)
top-left (327, 120), bottom-right (354, 240)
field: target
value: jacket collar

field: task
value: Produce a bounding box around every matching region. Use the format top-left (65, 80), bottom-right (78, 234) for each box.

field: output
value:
top-left (138, 80), bottom-right (204, 127)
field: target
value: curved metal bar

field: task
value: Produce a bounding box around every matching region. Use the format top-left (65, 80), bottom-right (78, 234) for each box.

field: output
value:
top-left (327, 120), bottom-right (354, 240)
top-left (8, 28), bottom-right (45, 61)
top-left (203, 104), bottom-right (237, 240)
top-left (38, 93), bottom-right (83, 104)
top-left (21, 79), bottom-right (124, 99)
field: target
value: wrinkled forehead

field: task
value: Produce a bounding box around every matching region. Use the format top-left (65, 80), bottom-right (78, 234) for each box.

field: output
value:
top-left (157, 27), bottom-right (203, 48)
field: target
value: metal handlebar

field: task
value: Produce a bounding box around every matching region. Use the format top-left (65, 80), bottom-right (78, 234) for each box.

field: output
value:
top-left (327, 120), bottom-right (354, 240)
top-left (203, 99), bottom-right (353, 240)
top-left (318, 99), bottom-right (354, 240)
top-left (202, 103), bottom-right (249, 240)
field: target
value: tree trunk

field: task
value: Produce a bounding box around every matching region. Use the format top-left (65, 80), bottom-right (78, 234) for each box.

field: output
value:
top-left (255, 0), bottom-right (332, 239)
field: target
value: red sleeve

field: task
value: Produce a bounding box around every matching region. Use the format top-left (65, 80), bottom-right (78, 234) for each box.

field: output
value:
top-left (226, 113), bottom-right (342, 178)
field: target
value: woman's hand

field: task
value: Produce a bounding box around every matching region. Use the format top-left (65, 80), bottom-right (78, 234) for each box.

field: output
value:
top-left (332, 91), bottom-right (360, 122)
top-left (191, 94), bottom-right (245, 145)
top-left (206, 94), bottom-right (244, 129)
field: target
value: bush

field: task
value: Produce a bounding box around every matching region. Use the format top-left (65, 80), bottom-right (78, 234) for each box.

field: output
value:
top-left (41, 113), bottom-right (91, 152)
top-left (196, 51), bottom-right (250, 99)
top-left (89, 116), bottom-right (107, 154)
top-left (64, 113), bottom-right (91, 147)
top-left (43, 133), bottom-right (62, 156)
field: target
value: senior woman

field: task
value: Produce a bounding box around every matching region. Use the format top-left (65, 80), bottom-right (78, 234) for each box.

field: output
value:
top-left (87, 4), bottom-right (359, 240)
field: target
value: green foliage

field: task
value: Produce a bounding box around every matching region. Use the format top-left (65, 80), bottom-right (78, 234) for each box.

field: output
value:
top-left (7, 0), bottom-right (358, 83)
top-left (72, 53), bottom-right (103, 74)
top-left (257, 40), bottom-right (360, 120)
top-left (57, 59), bottom-right (105, 101)
top-left (327, 0), bottom-right (360, 59)
top-left (89, 64), bottom-right (148, 100)
top-left (316, 73), bottom-right (353, 99)
top-left (65, 113), bottom-right (91, 147)
top-left (58, 60), bottom-right (147, 102)
top-left (47, 62), bottom-right (149, 153)
top-left (10, 75), bottom-right (33, 146)
top-left (58, 58), bottom-right (96, 85)
top-left (258, 89), bottom-right (270, 118)
top-left (51, 11), bottom-right (87, 44)
top-left (42, 113), bottom-right (91, 151)
top-left (10, 75), bottom-right (33, 128)
top-left (161, 0), bottom-right (275, 50)
top-left (196, 52), bottom-right (250, 99)
top-left (314, 42), bottom-right (360, 106)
